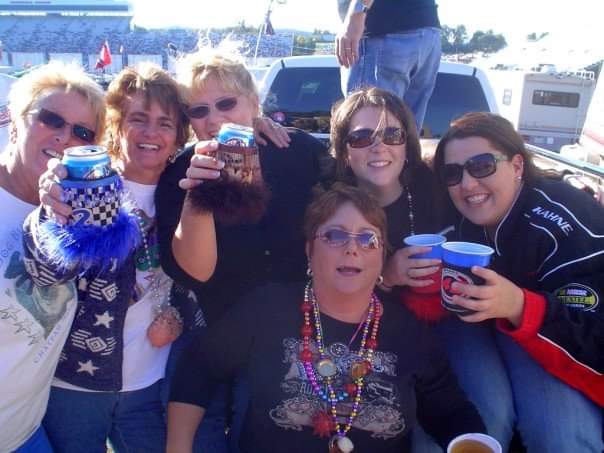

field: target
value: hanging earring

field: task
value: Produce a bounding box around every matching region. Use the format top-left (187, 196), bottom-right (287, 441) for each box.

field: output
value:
top-left (167, 152), bottom-right (177, 164)
top-left (516, 175), bottom-right (522, 181)
top-left (376, 275), bottom-right (384, 285)
top-left (306, 266), bottom-right (313, 277)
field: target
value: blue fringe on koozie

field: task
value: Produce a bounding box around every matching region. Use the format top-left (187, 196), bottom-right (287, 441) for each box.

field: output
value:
top-left (37, 201), bottom-right (141, 273)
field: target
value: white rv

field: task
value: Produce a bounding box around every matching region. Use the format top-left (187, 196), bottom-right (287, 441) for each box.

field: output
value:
top-left (489, 69), bottom-right (596, 152)
top-left (560, 74), bottom-right (604, 166)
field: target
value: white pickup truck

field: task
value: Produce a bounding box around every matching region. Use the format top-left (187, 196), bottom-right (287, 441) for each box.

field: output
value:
top-left (258, 55), bottom-right (604, 200)
top-left (258, 55), bottom-right (498, 145)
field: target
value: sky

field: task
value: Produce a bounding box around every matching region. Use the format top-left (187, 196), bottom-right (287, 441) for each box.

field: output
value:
top-left (131, 0), bottom-right (602, 47)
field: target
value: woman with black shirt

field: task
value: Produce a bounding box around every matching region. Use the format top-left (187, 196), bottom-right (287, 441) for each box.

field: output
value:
top-left (166, 184), bottom-right (485, 453)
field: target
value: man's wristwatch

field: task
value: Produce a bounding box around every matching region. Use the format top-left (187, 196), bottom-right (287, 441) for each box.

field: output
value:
top-left (351, 0), bottom-right (369, 14)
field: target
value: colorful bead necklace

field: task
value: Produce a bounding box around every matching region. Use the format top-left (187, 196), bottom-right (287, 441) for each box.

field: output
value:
top-left (300, 281), bottom-right (383, 452)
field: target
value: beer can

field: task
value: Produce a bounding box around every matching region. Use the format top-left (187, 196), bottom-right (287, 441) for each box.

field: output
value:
top-left (62, 145), bottom-right (113, 181)
top-left (215, 123), bottom-right (262, 185)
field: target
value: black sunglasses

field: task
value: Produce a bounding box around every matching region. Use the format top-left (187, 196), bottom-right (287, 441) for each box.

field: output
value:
top-left (346, 127), bottom-right (406, 149)
top-left (316, 228), bottom-right (381, 250)
top-left (443, 153), bottom-right (510, 186)
top-left (186, 97), bottom-right (238, 119)
top-left (35, 108), bottom-right (96, 143)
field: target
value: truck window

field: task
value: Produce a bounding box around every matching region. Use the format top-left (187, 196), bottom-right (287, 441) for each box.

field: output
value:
top-left (263, 67), bottom-right (491, 139)
top-left (423, 73), bottom-right (491, 138)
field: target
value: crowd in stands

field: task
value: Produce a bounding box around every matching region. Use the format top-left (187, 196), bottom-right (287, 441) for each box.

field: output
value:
top-left (0, 14), bottom-right (294, 69)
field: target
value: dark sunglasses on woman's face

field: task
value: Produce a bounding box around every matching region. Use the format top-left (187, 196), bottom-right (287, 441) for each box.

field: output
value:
top-left (346, 127), bottom-right (406, 149)
top-left (443, 152), bottom-right (510, 186)
top-left (36, 108), bottom-right (96, 143)
top-left (186, 97), bottom-right (238, 119)
top-left (316, 228), bottom-right (381, 250)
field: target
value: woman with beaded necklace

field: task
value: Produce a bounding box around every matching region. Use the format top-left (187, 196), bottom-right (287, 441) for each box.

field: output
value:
top-left (28, 63), bottom-right (216, 453)
top-left (167, 183), bottom-right (485, 453)
top-left (330, 87), bottom-right (444, 312)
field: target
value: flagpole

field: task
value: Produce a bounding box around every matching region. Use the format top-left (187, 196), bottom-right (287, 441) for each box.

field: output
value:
top-left (254, 0), bottom-right (274, 66)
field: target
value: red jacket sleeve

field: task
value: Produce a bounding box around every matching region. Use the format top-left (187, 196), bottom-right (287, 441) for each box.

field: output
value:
top-left (497, 289), bottom-right (604, 407)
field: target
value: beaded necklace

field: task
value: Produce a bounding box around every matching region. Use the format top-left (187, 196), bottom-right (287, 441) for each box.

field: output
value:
top-left (405, 185), bottom-right (415, 236)
top-left (300, 281), bottom-right (383, 453)
top-left (129, 193), bottom-right (183, 348)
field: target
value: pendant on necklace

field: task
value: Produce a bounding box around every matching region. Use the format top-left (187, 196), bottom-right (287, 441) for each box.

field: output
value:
top-left (350, 360), bottom-right (371, 380)
top-left (316, 358), bottom-right (337, 378)
top-left (147, 304), bottom-right (183, 348)
top-left (328, 435), bottom-right (354, 453)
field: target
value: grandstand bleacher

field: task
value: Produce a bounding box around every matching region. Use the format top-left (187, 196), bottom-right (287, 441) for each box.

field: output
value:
top-left (0, 1), bottom-right (294, 73)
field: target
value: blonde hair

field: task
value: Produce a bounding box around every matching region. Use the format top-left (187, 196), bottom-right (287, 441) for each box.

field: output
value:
top-left (104, 63), bottom-right (190, 159)
top-left (176, 48), bottom-right (259, 108)
top-left (7, 61), bottom-right (106, 141)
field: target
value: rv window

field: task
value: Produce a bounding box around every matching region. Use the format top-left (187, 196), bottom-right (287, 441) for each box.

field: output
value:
top-left (532, 90), bottom-right (580, 108)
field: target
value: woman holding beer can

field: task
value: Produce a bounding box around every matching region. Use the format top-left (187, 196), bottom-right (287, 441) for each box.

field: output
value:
top-left (0, 62), bottom-right (105, 453)
top-left (29, 63), bottom-right (216, 453)
top-left (159, 49), bottom-right (333, 452)
top-left (431, 112), bottom-right (604, 452)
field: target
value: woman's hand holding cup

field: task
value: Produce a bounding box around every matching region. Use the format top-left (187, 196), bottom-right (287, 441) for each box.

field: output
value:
top-left (39, 158), bottom-right (71, 225)
top-left (383, 245), bottom-right (441, 289)
top-left (449, 266), bottom-right (525, 326)
top-left (178, 140), bottom-right (224, 190)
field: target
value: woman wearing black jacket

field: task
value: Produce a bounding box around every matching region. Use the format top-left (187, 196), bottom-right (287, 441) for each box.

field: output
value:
top-left (431, 112), bottom-right (603, 452)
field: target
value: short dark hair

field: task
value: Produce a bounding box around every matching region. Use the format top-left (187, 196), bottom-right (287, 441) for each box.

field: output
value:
top-left (330, 87), bottom-right (423, 187)
top-left (304, 183), bottom-right (388, 258)
top-left (433, 112), bottom-right (539, 187)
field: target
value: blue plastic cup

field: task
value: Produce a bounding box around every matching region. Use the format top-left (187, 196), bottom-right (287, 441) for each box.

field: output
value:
top-left (403, 234), bottom-right (446, 294)
top-left (441, 242), bottom-right (494, 315)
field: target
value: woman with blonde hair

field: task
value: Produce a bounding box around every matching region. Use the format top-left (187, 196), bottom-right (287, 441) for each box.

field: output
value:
top-left (156, 49), bottom-right (333, 451)
top-left (0, 61), bottom-right (105, 453)
top-left (31, 63), bottom-right (216, 453)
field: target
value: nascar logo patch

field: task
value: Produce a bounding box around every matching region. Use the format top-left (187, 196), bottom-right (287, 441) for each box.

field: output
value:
top-left (555, 283), bottom-right (599, 311)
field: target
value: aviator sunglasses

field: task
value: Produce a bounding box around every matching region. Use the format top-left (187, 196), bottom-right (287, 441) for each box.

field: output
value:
top-left (35, 108), bottom-right (96, 143)
top-left (443, 152), bottom-right (510, 186)
top-left (186, 97), bottom-right (238, 119)
top-left (346, 127), bottom-right (406, 149)
top-left (316, 228), bottom-right (381, 250)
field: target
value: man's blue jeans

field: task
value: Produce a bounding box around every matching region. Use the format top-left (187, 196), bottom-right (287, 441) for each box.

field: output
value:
top-left (43, 382), bottom-right (166, 453)
top-left (341, 27), bottom-right (442, 132)
top-left (13, 425), bottom-right (53, 453)
top-left (412, 317), bottom-right (604, 452)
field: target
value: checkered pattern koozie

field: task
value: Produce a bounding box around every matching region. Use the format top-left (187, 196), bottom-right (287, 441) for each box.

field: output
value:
top-left (62, 173), bottom-right (123, 227)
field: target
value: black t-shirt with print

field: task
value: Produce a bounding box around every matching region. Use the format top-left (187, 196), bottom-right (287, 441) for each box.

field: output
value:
top-left (171, 281), bottom-right (485, 452)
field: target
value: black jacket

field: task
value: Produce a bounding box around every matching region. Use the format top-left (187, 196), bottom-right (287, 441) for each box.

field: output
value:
top-left (156, 129), bottom-right (333, 325)
top-left (454, 177), bottom-right (604, 406)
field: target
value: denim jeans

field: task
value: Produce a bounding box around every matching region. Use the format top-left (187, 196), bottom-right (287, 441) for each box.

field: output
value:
top-left (43, 382), bottom-right (166, 453)
top-left (13, 426), bottom-right (53, 453)
top-left (495, 333), bottom-right (604, 452)
top-left (412, 317), bottom-right (604, 453)
top-left (341, 27), bottom-right (442, 132)
top-left (411, 318), bottom-right (515, 453)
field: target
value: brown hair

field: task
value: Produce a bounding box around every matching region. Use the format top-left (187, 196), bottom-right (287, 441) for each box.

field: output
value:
top-left (330, 87), bottom-right (423, 186)
top-left (304, 183), bottom-right (389, 258)
top-left (433, 112), bottom-right (539, 187)
top-left (104, 63), bottom-right (190, 159)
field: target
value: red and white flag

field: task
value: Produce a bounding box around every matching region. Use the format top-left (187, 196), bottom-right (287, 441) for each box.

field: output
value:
top-left (95, 40), bottom-right (112, 69)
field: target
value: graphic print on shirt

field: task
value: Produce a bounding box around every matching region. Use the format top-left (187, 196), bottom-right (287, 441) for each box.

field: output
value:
top-left (2, 247), bottom-right (76, 343)
top-left (269, 337), bottom-right (406, 439)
